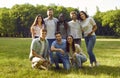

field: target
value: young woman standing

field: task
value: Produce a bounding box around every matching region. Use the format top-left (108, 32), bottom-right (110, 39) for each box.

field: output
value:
top-left (78, 11), bottom-right (99, 67)
top-left (30, 14), bottom-right (45, 39)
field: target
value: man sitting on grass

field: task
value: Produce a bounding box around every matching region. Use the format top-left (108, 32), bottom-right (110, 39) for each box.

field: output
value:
top-left (29, 29), bottom-right (50, 70)
top-left (51, 32), bottom-right (70, 70)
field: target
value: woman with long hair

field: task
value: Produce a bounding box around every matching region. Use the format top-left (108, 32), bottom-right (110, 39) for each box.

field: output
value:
top-left (78, 11), bottom-right (99, 67)
top-left (66, 35), bottom-right (87, 68)
top-left (30, 14), bottom-right (45, 39)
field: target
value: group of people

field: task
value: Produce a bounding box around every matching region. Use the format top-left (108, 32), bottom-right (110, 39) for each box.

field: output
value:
top-left (29, 8), bottom-right (99, 70)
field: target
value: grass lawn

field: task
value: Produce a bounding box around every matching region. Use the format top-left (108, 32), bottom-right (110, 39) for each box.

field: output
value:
top-left (0, 38), bottom-right (120, 78)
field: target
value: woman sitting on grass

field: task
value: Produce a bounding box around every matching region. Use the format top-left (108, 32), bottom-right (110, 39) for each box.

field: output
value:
top-left (66, 35), bottom-right (87, 68)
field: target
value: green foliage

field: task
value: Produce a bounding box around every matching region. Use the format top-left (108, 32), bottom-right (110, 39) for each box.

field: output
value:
top-left (0, 4), bottom-right (120, 37)
top-left (0, 8), bottom-right (15, 36)
top-left (94, 9), bottom-right (120, 37)
top-left (0, 4), bottom-right (78, 37)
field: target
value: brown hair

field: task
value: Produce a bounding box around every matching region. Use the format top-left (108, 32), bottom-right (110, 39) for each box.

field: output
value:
top-left (41, 29), bottom-right (47, 33)
top-left (66, 35), bottom-right (75, 52)
top-left (70, 11), bottom-right (77, 15)
top-left (30, 14), bottom-right (45, 33)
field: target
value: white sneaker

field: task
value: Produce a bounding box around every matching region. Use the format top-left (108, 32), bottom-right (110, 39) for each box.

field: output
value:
top-left (89, 63), bottom-right (94, 68)
top-left (95, 62), bottom-right (99, 66)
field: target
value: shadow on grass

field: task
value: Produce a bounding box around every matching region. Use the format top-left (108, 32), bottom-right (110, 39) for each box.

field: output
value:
top-left (49, 65), bottom-right (120, 77)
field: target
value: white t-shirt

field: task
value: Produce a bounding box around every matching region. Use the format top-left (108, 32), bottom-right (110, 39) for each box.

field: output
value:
top-left (44, 17), bottom-right (58, 39)
top-left (68, 20), bottom-right (82, 39)
top-left (80, 17), bottom-right (96, 37)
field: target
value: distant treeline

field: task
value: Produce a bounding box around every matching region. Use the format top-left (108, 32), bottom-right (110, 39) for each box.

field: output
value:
top-left (0, 4), bottom-right (120, 37)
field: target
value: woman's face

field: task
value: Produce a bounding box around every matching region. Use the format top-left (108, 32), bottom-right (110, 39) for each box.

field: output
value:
top-left (80, 12), bottom-right (86, 20)
top-left (59, 14), bottom-right (64, 21)
top-left (67, 36), bottom-right (73, 44)
top-left (37, 16), bottom-right (42, 22)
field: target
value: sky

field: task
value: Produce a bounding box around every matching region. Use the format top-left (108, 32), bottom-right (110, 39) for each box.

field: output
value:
top-left (0, 0), bottom-right (120, 16)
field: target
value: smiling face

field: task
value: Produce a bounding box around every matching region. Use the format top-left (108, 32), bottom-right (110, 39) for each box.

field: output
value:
top-left (79, 12), bottom-right (86, 20)
top-left (70, 13), bottom-right (77, 20)
top-left (59, 13), bottom-right (64, 22)
top-left (47, 10), bottom-right (53, 18)
top-left (37, 16), bottom-right (42, 23)
top-left (55, 33), bottom-right (62, 42)
top-left (40, 29), bottom-right (47, 39)
top-left (70, 11), bottom-right (77, 20)
top-left (67, 36), bottom-right (73, 45)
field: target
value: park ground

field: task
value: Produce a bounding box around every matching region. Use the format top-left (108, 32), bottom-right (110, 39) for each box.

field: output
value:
top-left (0, 38), bottom-right (120, 78)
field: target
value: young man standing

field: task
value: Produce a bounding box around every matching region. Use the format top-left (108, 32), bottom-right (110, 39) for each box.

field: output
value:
top-left (29, 29), bottom-right (50, 70)
top-left (44, 8), bottom-right (58, 64)
top-left (51, 32), bottom-right (70, 70)
top-left (68, 11), bottom-right (82, 45)
top-left (44, 8), bottom-right (58, 46)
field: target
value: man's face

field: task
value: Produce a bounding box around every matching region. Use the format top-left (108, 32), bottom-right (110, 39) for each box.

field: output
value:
top-left (55, 34), bottom-right (62, 41)
top-left (40, 31), bottom-right (47, 39)
top-left (70, 13), bottom-right (77, 20)
top-left (47, 10), bottom-right (53, 17)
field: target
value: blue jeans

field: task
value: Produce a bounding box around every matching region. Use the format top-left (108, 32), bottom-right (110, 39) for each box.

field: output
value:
top-left (52, 52), bottom-right (70, 70)
top-left (47, 39), bottom-right (56, 64)
top-left (47, 39), bottom-right (56, 47)
top-left (85, 35), bottom-right (96, 64)
top-left (74, 54), bottom-right (87, 68)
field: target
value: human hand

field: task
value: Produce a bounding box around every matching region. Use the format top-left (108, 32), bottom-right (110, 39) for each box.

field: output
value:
top-left (73, 53), bottom-right (77, 57)
top-left (87, 31), bottom-right (93, 36)
top-left (58, 49), bottom-right (65, 54)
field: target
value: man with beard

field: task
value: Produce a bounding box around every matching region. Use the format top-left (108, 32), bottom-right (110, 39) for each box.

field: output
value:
top-left (51, 32), bottom-right (70, 70)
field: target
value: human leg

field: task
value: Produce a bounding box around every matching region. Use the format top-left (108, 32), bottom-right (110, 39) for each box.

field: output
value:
top-left (48, 39), bottom-right (56, 64)
top-left (75, 54), bottom-right (87, 68)
top-left (85, 35), bottom-right (97, 65)
top-left (60, 54), bottom-right (70, 70)
top-left (52, 52), bottom-right (60, 69)
top-left (31, 57), bottom-right (48, 70)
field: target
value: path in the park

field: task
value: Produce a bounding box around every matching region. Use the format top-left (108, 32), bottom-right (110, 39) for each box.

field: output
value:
top-left (82, 39), bottom-right (120, 41)
top-left (96, 39), bottom-right (120, 41)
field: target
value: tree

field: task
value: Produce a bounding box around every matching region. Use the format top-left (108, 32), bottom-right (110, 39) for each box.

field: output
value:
top-left (10, 4), bottom-right (36, 37)
top-left (94, 9), bottom-right (120, 37)
top-left (101, 10), bottom-right (120, 36)
top-left (0, 4), bottom-right (81, 37)
top-left (0, 8), bottom-right (15, 37)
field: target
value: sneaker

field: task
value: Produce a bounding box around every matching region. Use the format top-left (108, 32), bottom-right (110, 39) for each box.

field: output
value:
top-left (89, 63), bottom-right (94, 68)
top-left (95, 62), bottom-right (99, 67)
top-left (39, 65), bottom-right (48, 70)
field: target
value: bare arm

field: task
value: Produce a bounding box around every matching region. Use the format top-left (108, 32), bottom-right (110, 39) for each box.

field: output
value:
top-left (31, 27), bottom-right (35, 39)
top-left (88, 25), bottom-right (97, 36)
top-left (92, 25), bottom-right (97, 33)
top-left (32, 50), bottom-right (45, 60)
top-left (51, 46), bottom-right (64, 54)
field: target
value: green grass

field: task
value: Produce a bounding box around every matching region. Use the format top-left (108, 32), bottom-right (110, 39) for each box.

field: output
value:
top-left (0, 38), bottom-right (120, 78)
